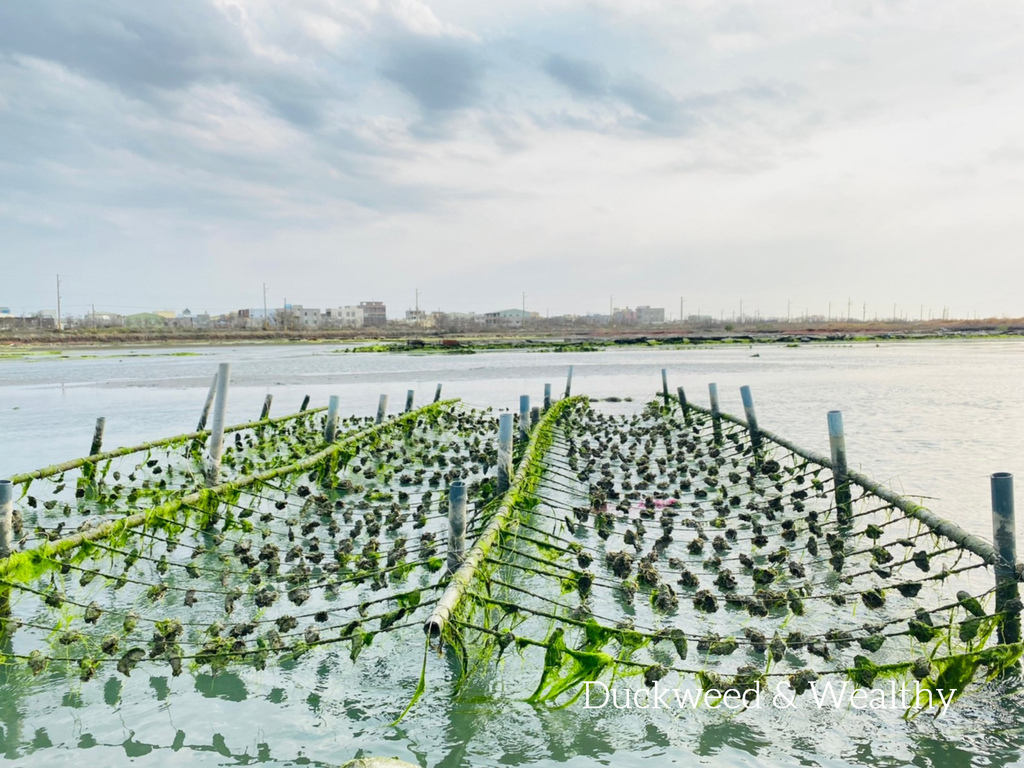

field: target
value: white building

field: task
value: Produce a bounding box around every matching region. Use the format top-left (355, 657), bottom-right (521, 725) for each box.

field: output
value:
top-left (324, 306), bottom-right (364, 327)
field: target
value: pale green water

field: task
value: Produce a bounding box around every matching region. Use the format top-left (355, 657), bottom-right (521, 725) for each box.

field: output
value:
top-left (2, 340), bottom-right (1024, 766)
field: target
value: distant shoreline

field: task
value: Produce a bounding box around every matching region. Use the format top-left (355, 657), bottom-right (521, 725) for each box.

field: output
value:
top-left (3, 320), bottom-right (1024, 355)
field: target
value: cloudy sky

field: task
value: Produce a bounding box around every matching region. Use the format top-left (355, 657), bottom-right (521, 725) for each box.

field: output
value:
top-left (2, 0), bottom-right (1023, 320)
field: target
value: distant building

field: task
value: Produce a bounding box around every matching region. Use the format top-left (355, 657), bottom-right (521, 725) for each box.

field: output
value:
top-left (359, 301), bottom-right (387, 327)
top-left (125, 312), bottom-right (167, 328)
top-left (324, 306), bottom-right (364, 327)
top-left (611, 307), bottom-right (637, 325)
top-left (0, 307), bottom-right (10, 317)
top-left (636, 306), bottom-right (665, 325)
top-left (287, 305), bottom-right (321, 329)
top-left (484, 308), bottom-right (540, 327)
top-left (404, 309), bottom-right (428, 323)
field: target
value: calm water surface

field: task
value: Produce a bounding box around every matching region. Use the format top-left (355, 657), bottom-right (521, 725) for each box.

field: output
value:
top-left (1, 339), bottom-right (1023, 767)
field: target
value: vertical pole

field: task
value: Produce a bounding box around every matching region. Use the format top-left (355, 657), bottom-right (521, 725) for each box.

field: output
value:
top-left (661, 369), bottom-right (670, 408)
top-left (206, 363), bottom-right (231, 485)
top-left (405, 389), bottom-right (415, 413)
top-left (709, 382), bottom-right (722, 444)
top-left (991, 472), bottom-right (1021, 644)
top-left (0, 480), bottom-right (13, 559)
top-left (300, 395), bottom-right (310, 412)
top-left (543, 383), bottom-right (552, 410)
top-left (739, 385), bottom-right (761, 453)
top-left (375, 394), bottom-right (389, 425)
top-left (497, 413), bottom-right (514, 495)
top-left (519, 395), bottom-right (530, 441)
top-left (447, 481), bottom-right (467, 575)
top-left (676, 386), bottom-right (691, 426)
top-left (827, 410), bottom-right (852, 526)
top-left (565, 366), bottom-right (574, 398)
top-left (197, 372), bottom-right (218, 431)
top-left (530, 406), bottom-right (540, 428)
top-left (89, 417), bottom-right (106, 456)
top-left (434, 383), bottom-right (443, 403)
top-left (0, 480), bottom-right (11, 622)
top-left (260, 394), bottom-right (273, 420)
top-left (325, 396), bottom-right (340, 442)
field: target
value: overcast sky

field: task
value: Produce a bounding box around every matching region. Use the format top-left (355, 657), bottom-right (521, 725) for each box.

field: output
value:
top-left (2, 1), bottom-right (1023, 320)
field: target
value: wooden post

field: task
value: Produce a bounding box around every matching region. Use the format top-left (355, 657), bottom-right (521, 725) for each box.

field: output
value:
top-left (991, 472), bottom-right (1021, 644)
top-left (89, 417), bottom-right (106, 456)
top-left (405, 389), bottom-right (415, 413)
top-left (206, 363), bottom-right (230, 486)
top-left (519, 395), bottom-right (530, 441)
top-left (709, 382), bottom-right (722, 444)
top-left (300, 395), bottom-right (310, 412)
top-left (325, 396), bottom-right (340, 442)
top-left (740, 385), bottom-right (762, 453)
top-left (0, 480), bottom-right (12, 559)
top-left (543, 383), bottom-right (552, 410)
top-left (497, 413), bottom-right (514, 495)
top-left (447, 481), bottom-right (467, 575)
top-left (530, 406), bottom-right (540, 428)
top-left (260, 394), bottom-right (273, 420)
top-left (375, 394), bottom-right (388, 424)
top-left (196, 372), bottom-right (218, 431)
top-left (661, 368), bottom-right (670, 408)
top-left (434, 383), bottom-right (443, 403)
top-left (677, 386), bottom-right (692, 426)
top-left (828, 410), bottom-right (852, 526)
top-left (565, 366), bottom-right (574, 398)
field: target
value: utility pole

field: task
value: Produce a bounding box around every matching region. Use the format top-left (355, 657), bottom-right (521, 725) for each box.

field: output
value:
top-left (862, 302), bottom-right (866, 322)
top-left (679, 296), bottom-right (684, 325)
top-left (847, 297), bottom-right (852, 322)
top-left (56, 274), bottom-right (62, 332)
top-left (787, 299), bottom-right (791, 323)
top-left (522, 292), bottom-right (526, 329)
top-left (262, 282), bottom-right (269, 330)
top-left (739, 299), bottom-right (743, 323)
top-left (609, 295), bottom-right (613, 325)
top-left (828, 301), bottom-right (831, 322)
top-left (415, 288), bottom-right (420, 313)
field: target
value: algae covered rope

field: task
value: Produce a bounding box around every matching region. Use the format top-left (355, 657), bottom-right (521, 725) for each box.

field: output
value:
top-left (9, 405), bottom-right (330, 486)
top-left (682, 402), bottom-right (1013, 572)
top-left (0, 400), bottom-right (460, 582)
top-left (424, 396), bottom-right (587, 638)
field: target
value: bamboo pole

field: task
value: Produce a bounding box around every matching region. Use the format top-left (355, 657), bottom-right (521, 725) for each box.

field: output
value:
top-left (991, 472), bottom-right (1021, 644)
top-left (300, 395), bottom-right (311, 412)
top-left (88, 417), bottom-right (106, 457)
top-left (519, 395), bottom-right (530, 441)
top-left (405, 389), bottom-right (415, 413)
top-left (0, 481), bottom-right (12, 559)
top-left (676, 386), bottom-right (691, 426)
top-left (828, 410), bottom-right (852, 526)
top-left (376, 394), bottom-right (389, 425)
top-left (325, 396), bottom-right (341, 442)
top-left (740, 385), bottom-right (761, 453)
top-left (260, 395), bottom-right (273, 421)
top-left (497, 413), bottom-right (514, 495)
top-left (447, 481), bottom-right (467, 575)
top-left (434, 384), bottom-right (443, 403)
top-left (206, 363), bottom-right (231, 486)
top-left (543, 383), bottom-right (552, 411)
top-left (196, 373), bottom-right (218, 431)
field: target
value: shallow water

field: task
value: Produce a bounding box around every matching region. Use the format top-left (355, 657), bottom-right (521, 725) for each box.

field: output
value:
top-left (2, 339), bottom-right (1024, 767)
